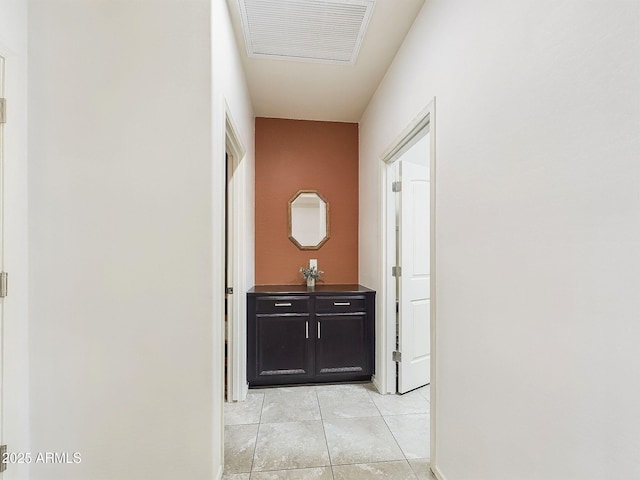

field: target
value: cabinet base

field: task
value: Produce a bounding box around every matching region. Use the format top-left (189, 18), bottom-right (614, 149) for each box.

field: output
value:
top-left (249, 374), bottom-right (372, 388)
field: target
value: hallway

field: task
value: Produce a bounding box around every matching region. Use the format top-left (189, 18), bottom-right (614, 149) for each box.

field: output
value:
top-left (223, 383), bottom-right (434, 479)
top-left (3, 1), bottom-right (636, 478)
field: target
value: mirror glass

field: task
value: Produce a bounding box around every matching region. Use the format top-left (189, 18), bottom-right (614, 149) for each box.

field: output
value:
top-left (288, 190), bottom-right (330, 250)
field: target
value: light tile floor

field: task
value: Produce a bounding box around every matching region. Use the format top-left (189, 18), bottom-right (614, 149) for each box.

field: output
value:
top-left (223, 383), bottom-right (435, 480)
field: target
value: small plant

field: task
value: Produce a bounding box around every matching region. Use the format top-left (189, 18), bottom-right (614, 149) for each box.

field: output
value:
top-left (300, 266), bottom-right (323, 281)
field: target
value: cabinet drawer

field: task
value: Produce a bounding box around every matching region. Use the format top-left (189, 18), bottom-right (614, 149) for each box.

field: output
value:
top-left (316, 296), bottom-right (366, 313)
top-left (256, 296), bottom-right (310, 314)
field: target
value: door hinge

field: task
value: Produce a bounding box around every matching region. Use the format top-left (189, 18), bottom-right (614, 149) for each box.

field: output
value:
top-left (0, 272), bottom-right (7, 298)
top-left (226, 287), bottom-right (233, 295)
top-left (0, 98), bottom-right (6, 124)
top-left (392, 266), bottom-right (401, 277)
top-left (392, 181), bottom-right (402, 193)
top-left (392, 351), bottom-right (402, 362)
top-left (0, 444), bottom-right (7, 472)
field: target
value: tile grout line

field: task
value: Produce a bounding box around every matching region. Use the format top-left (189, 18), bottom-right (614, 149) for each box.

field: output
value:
top-left (406, 457), bottom-right (423, 480)
top-left (248, 392), bottom-right (266, 476)
top-left (316, 386), bottom-right (336, 479)
top-left (383, 411), bottom-right (433, 468)
top-left (365, 383), bottom-right (407, 455)
top-left (252, 386), bottom-right (333, 476)
top-left (366, 383), bottom-right (421, 475)
top-left (381, 414), bottom-right (411, 464)
top-left (245, 384), bottom-right (427, 478)
top-left (250, 457), bottom-right (428, 473)
top-left (363, 383), bottom-right (386, 418)
top-left (332, 384), bottom-right (409, 471)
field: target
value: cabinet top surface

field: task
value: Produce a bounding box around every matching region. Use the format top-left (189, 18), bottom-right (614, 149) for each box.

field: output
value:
top-left (248, 284), bottom-right (374, 295)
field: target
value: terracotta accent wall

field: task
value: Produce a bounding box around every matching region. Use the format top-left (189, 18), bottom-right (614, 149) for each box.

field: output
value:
top-left (255, 118), bottom-right (359, 285)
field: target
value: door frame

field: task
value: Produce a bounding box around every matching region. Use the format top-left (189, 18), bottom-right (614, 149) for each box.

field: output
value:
top-left (379, 98), bottom-right (437, 463)
top-left (0, 53), bottom-right (5, 476)
top-left (0, 38), bottom-right (31, 479)
top-left (224, 105), bottom-right (248, 403)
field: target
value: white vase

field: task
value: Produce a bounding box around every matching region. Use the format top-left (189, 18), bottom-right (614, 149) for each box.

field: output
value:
top-left (306, 277), bottom-right (315, 288)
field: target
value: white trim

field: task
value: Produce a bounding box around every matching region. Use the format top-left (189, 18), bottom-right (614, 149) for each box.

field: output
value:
top-left (212, 89), bottom-right (226, 477)
top-left (224, 103), bottom-right (248, 403)
top-left (428, 98), bottom-right (438, 469)
top-left (370, 374), bottom-right (383, 394)
top-left (0, 52), bottom-right (5, 457)
top-left (378, 98), bottom-right (438, 463)
top-left (432, 463), bottom-right (447, 480)
top-left (0, 35), bottom-right (33, 480)
top-left (380, 106), bottom-right (431, 164)
top-left (225, 109), bottom-right (246, 160)
top-left (380, 160), bottom-right (397, 395)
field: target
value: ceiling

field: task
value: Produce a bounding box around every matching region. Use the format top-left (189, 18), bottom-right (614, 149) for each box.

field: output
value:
top-left (226, 0), bottom-right (425, 122)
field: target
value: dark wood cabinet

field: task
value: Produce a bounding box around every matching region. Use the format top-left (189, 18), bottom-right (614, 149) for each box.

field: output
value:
top-left (247, 285), bottom-right (375, 387)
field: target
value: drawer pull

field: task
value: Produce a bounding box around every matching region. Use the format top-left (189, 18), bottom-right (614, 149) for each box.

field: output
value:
top-left (333, 302), bottom-right (351, 306)
top-left (318, 322), bottom-right (321, 339)
top-left (305, 321), bottom-right (309, 339)
top-left (274, 302), bottom-right (292, 307)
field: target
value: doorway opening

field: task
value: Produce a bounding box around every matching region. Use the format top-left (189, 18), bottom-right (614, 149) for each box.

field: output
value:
top-left (224, 109), bottom-right (248, 403)
top-left (380, 99), bottom-right (437, 461)
top-left (390, 129), bottom-right (431, 394)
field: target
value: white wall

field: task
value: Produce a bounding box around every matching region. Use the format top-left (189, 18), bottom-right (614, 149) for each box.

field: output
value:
top-left (28, 1), bottom-right (215, 479)
top-left (0, 1), bottom-right (30, 479)
top-left (211, 0), bottom-right (255, 469)
top-left (360, 1), bottom-right (640, 479)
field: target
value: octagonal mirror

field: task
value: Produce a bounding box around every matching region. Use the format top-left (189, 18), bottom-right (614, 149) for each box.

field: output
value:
top-left (288, 190), bottom-right (330, 250)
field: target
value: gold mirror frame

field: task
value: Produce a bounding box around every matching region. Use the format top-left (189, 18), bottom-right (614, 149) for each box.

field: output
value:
top-left (288, 190), bottom-right (330, 250)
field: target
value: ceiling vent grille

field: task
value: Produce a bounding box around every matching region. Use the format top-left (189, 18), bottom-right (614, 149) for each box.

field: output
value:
top-left (239, 0), bottom-right (375, 65)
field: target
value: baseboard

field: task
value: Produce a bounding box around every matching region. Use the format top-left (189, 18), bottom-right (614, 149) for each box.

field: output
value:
top-left (371, 374), bottom-right (384, 394)
top-left (432, 462), bottom-right (447, 480)
top-left (241, 381), bottom-right (249, 401)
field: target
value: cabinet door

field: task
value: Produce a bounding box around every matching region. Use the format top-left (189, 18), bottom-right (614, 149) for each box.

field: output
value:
top-left (254, 314), bottom-right (313, 385)
top-left (315, 313), bottom-right (370, 380)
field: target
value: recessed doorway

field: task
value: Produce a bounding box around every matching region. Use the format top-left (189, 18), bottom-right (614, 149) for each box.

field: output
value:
top-left (224, 109), bottom-right (248, 403)
top-left (380, 99), bottom-right (437, 465)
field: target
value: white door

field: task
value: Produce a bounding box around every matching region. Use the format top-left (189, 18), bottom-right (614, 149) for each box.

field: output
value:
top-left (398, 131), bottom-right (431, 393)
